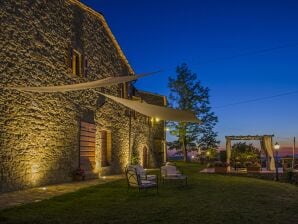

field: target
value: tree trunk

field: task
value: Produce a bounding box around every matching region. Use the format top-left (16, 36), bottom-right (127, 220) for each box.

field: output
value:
top-left (182, 137), bottom-right (188, 162)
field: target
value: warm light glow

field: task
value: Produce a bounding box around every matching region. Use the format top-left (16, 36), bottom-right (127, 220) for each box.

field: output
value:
top-left (206, 151), bottom-right (210, 156)
top-left (165, 127), bottom-right (170, 131)
top-left (151, 117), bottom-right (154, 122)
top-left (155, 117), bottom-right (160, 122)
top-left (274, 142), bottom-right (280, 151)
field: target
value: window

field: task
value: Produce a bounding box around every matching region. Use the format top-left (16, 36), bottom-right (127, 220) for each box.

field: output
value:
top-left (119, 83), bottom-right (128, 98)
top-left (72, 49), bottom-right (81, 76)
top-left (119, 82), bottom-right (136, 99)
top-left (68, 47), bottom-right (88, 77)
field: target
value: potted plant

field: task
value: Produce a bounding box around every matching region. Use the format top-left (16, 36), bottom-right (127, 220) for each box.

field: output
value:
top-left (245, 162), bottom-right (261, 172)
top-left (73, 167), bottom-right (85, 181)
top-left (214, 161), bottom-right (229, 173)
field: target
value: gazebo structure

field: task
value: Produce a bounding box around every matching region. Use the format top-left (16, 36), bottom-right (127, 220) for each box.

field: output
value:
top-left (225, 135), bottom-right (275, 172)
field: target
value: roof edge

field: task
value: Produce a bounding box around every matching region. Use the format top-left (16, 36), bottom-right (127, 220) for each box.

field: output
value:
top-left (137, 89), bottom-right (167, 98)
top-left (67, 0), bottom-right (134, 75)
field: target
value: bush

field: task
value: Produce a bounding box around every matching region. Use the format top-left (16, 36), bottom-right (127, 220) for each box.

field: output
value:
top-left (245, 162), bottom-right (261, 168)
top-left (131, 151), bottom-right (140, 165)
top-left (244, 162), bottom-right (253, 167)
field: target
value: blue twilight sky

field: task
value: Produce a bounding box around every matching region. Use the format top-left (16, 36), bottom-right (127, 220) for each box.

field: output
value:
top-left (82, 0), bottom-right (298, 146)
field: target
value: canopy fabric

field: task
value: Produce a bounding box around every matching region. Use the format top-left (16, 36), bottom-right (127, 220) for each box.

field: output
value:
top-left (261, 136), bottom-right (276, 171)
top-left (7, 71), bottom-right (160, 92)
top-left (102, 93), bottom-right (201, 123)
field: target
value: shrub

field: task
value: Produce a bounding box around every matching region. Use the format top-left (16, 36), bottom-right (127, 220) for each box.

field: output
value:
top-left (245, 162), bottom-right (253, 167)
top-left (131, 151), bottom-right (140, 165)
top-left (245, 162), bottom-right (261, 168)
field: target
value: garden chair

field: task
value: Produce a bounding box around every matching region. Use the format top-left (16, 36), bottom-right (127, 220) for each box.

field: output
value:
top-left (125, 167), bottom-right (158, 193)
top-left (160, 165), bottom-right (187, 185)
top-left (128, 164), bottom-right (157, 182)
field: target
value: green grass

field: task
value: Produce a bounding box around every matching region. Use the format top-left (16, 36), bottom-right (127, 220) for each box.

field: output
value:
top-left (0, 162), bottom-right (297, 224)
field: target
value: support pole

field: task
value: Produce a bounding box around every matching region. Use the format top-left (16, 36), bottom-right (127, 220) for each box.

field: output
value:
top-left (226, 138), bottom-right (231, 172)
top-left (293, 137), bottom-right (296, 169)
top-left (163, 121), bottom-right (167, 163)
top-left (275, 150), bottom-right (279, 181)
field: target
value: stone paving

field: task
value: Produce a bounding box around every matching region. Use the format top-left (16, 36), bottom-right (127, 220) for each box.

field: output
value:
top-left (0, 175), bottom-right (124, 210)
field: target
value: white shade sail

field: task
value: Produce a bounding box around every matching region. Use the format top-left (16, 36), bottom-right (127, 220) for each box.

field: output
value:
top-left (6, 71), bottom-right (160, 92)
top-left (102, 93), bottom-right (201, 123)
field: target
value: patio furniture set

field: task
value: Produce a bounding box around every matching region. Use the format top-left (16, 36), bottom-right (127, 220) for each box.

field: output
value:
top-left (125, 162), bottom-right (187, 193)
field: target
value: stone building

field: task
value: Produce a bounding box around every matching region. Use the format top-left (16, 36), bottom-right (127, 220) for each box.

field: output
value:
top-left (0, 0), bottom-right (165, 192)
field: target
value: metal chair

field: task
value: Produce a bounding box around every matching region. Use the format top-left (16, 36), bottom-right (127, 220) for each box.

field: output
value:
top-left (125, 167), bottom-right (158, 193)
top-left (128, 164), bottom-right (157, 181)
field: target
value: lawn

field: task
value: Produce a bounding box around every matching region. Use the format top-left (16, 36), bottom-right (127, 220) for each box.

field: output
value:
top-left (0, 162), bottom-right (297, 224)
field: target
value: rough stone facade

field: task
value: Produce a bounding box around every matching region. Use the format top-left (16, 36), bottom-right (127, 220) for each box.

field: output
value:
top-left (137, 91), bottom-right (167, 166)
top-left (0, 0), bottom-right (165, 192)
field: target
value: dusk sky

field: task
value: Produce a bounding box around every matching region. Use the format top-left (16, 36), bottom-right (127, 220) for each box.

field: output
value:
top-left (82, 0), bottom-right (298, 150)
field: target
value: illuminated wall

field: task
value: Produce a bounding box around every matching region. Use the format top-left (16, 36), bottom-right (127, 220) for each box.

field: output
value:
top-left (0, 0), bottom-right (165, 192)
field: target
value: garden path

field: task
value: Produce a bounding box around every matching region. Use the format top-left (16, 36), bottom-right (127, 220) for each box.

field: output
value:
top-left (0, 175), bottom-right (123, 210)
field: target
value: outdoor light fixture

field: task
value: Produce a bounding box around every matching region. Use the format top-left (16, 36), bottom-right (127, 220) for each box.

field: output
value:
top-left (274, 142), bottom-right (280, 181)
top-left (274, 142), bottom-right (280, 151)
top-left (206, 151), bottom-right (210, 161)
top-left (165, 127), bottom-right (170, 131)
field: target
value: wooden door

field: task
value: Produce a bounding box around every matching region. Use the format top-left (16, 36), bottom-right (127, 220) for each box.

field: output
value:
top-left (80, 121), bottom-right (96, 171)
top-left (100, 130), bottom-right (112, 167)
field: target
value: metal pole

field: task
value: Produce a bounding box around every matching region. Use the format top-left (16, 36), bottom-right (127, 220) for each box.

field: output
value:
top-left (275, 150), bottom-right (279, 181)
top-left (293, 137), bottom-right (296, 169)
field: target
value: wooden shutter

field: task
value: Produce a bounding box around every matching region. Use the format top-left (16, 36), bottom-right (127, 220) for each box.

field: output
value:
top-left (80, 121), bottom-right (96, 171)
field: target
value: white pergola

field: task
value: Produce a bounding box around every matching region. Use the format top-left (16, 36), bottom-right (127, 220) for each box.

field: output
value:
top-left (225, 135), bottom-right (275, 171)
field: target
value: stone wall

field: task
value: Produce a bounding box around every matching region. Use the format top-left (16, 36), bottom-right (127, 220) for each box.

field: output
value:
top-left (0, 0), bottom-right (164, 192)
top-left (137, 91), bottom-right (167, 167)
